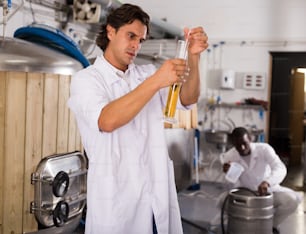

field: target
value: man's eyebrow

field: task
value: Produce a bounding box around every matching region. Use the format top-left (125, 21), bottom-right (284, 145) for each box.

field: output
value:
top-left (128, 31), bottom-right (146, 42)
top-left (128, 31), bottom-right (136, 36)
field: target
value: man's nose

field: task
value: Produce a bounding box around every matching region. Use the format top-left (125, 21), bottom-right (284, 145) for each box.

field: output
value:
top-left (131, 39), bottom-right (141, 50)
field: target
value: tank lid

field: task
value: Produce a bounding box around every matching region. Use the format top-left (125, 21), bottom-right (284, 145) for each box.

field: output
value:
top-left (0, 37), bottom-right (84, 75)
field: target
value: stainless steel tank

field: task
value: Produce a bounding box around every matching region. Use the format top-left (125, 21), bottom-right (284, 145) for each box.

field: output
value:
top-left (0, 37), bottom-right (83, 74)
top-left (165, 128), bottom-right (194, 191)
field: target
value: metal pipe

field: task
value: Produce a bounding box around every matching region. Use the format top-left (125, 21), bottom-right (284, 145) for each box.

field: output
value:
top-left (0, 0), bottom-right (24, 25)
top-left (90, 0), bottom-right (182, 39)
top-left (20, 0), bottom-right (182, 39)
top-left (149, 16), bottom-right (183, 39)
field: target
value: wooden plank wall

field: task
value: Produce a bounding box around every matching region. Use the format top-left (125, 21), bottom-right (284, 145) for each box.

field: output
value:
top-left (164, 105), bottom-right (198, 129)
top-left (0, 71), bottom-right (82, 234)
top-left (0, 72), bottom-right (6, 234)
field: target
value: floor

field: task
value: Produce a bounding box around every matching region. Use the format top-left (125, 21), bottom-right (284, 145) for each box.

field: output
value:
top-left (278, 164), bottom-right (305, 234)
top-left (70, 164), bottom-right (306, 234)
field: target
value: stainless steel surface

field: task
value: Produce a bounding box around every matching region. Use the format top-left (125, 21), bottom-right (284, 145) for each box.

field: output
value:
top-left (165, 128), bottom-right (194, 191)
top-left (227, 189), bottom-right (273, 234)
top-left (25, 214), bottom-right (82, 234)
top-left (0, 37), bottom-right (83, 75)
top-left (31, 151), bottom-right (87, 227)
top-left (204, 130), bottom-right (230, 145)
top-left (248, 128), bottom-right (264, 142)
top-left (178, 181), bottom-right (229, 234)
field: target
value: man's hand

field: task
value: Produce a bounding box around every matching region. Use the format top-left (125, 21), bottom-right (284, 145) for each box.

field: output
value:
top-left (258, 181), bottom-right (270, 196)
top-left (184, 27), bottom-right (209, 56)
top-left (223, 162), bottom-right (231, 173)
top-left (153, 58), bottom-right (187, 88)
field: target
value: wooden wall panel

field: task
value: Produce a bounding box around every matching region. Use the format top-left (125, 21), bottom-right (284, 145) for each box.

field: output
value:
top-left (3, 72), bottom-right (27, 234)
top-left (164, 105), bottom-right (198, 129)
top-left (42, 74), bottom-right (59, 156)
top-left (191, 105), bottom-right (198, 128)
top-left (68, 112), bottom-right (77, 152)
top-left (23, 73), bottom-right (44, 232)
top-left (75, 123), bottom-right (83, 151)
top-left (0, 71), bottom-right (6, 234)
top-left (57, 75), bottom-right (70, 153)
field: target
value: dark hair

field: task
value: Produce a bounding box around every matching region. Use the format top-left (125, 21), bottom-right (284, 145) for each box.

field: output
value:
top-left (231, 127), bottom-right (250, 139)
top-left (96, 4), bottom-right (150, 51)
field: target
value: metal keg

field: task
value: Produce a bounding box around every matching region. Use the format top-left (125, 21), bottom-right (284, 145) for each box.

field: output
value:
top-left (227, 188), bottom-right (274, 234)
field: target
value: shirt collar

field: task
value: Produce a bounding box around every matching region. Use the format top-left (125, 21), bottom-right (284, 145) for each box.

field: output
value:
top-left (234, 142), bottom-right (256, 158)
top-left (248, 143), bottom-right (258, 158)
top-left (93, 54), bottom-right (136, 85)
top-left (250, 142), bottom-right (255, 151)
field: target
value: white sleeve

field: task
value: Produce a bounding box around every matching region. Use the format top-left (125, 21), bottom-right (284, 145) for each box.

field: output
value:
top-left (67, 68), bottom-right (108, 132)
top-left (263, 144), bottom-right (287, 186)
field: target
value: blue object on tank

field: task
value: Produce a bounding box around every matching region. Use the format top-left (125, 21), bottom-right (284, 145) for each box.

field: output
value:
top-left (14, 24), bottom-right (90, 68)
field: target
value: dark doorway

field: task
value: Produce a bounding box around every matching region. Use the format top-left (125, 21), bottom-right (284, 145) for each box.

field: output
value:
top-left (269, 52), bottom-right (306, 166)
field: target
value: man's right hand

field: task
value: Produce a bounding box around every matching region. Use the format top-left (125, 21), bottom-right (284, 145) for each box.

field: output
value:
top-left (223, 162), bottom-right (231, 173)
top-left (152, 58), bottom-right (188, 88)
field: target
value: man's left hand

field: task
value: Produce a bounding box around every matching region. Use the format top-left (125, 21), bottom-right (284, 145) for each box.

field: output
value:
top-left (258, 181), bottom-right (270, 196)
top-left (184, 27), bottom-right (209, 55)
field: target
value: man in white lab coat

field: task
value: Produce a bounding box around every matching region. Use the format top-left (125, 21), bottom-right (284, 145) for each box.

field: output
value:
top-left (68, 3), bottom-right (208, 234)
top-left (222, 127), bottom-right (300, 234)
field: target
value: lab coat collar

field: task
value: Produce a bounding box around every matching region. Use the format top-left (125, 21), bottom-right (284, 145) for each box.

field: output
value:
top-left (93, 55), bottom-right (136, 86)
top-left (249, 143), bottom-right (257, 157)
top-left (239, 143), bottom-right (257, 169)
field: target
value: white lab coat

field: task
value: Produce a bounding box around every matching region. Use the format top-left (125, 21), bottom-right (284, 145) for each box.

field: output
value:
top-left (222, 142), bottom-right (287, 192)
top-left (68, 56), bottom-right (184, 234)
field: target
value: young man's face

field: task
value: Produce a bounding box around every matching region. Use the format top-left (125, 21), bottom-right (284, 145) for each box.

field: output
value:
top-left (233, 133), bottom-right (251, 156)
top-left (105, 19), bottom-right (147, 71)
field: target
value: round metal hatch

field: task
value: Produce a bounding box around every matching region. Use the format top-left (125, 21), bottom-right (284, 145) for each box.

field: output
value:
top-left (0, 37), bottom-right (83, 75)
top-left (31, 151), bottom-right (87, 227)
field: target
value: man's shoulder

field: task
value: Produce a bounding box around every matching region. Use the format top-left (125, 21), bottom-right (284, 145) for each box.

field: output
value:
top-left (252, 142), bottom-right (271, 148)
top-left (71, 65), bottom-right (99, 82)
top-left (252, 142), bottom-right (274, 152)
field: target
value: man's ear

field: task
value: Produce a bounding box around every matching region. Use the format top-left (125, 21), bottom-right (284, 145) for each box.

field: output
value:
top-left (106, 25), bottom-right (115, 40)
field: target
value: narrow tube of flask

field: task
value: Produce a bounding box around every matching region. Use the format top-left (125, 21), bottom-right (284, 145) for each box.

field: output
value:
top-left (163, 40), bottom-right (188, 123)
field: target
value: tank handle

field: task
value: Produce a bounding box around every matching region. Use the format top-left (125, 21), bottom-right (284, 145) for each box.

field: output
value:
top-left (233, 198), bottom-right (247, 206)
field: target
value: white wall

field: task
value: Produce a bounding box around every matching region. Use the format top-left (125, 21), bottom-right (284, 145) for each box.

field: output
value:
top-left (1, 0), bottom-right (306, 135)
top-left (122, 0), bottom-right (306, 40)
